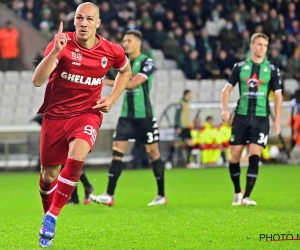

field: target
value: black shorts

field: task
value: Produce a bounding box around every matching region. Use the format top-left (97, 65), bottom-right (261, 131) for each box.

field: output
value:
top-left (175, 128), bottom-right (192, 142)
top-left (113, 117), bottom-right (160, 144)
top-left (230, 114), bottom-right (270, 148)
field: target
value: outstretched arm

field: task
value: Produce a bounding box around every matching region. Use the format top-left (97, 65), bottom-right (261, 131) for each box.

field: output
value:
top-left (109, 63), bottom-right (132, 103)
top-left (93, 63), bottom-right (132, 113)
top-left (103, 79), bottom-right (115, 86)
top-left (104, 74), bottom-right (148, 90)
top-left (125, 75), bottom-right (147, 90)
top-left (105, 57), bottom-right (154, 90)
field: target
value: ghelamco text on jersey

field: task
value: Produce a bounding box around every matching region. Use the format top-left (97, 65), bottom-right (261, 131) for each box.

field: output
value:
top-left (61, 71), bottom-right (104, 85)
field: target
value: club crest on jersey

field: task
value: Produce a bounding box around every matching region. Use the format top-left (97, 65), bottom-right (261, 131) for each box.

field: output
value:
top-left (72, 51), bottom-right (82, 61)
top-left (244, 73), bottom-right (264, 89)
top-left (101, 57), bottom-right (108, 68)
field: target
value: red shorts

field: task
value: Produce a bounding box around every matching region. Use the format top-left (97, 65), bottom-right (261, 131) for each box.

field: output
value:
top-left (40, 112), bottom-right (102, 167)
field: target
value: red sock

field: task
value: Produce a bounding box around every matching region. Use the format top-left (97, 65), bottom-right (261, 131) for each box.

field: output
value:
top-left (48, 158), bottom-right (84, 217)
top-left (39, 175), bottom-right (58, 214)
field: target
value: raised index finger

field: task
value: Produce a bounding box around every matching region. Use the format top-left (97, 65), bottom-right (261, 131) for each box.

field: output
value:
top-left (58, 21), bottom-right (63, 34)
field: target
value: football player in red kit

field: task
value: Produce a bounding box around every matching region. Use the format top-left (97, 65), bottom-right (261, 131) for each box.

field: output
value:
top-left (32, 2), bottom-right (131, 248)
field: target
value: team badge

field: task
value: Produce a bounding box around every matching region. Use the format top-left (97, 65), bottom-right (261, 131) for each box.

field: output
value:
top-left (230, 134), bottom-right (235, 142)
top-left (101, 57), bottom-right (107, 68)
top-left (244, 73), bottom-right (264, 89)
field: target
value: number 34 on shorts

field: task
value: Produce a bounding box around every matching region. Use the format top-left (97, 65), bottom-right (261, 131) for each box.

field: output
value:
top-left (257, 133), bottom-right (268, 146)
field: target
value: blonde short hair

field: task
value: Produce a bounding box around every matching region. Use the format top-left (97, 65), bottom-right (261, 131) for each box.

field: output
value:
top-left (250, 33), bottom-right (269, 44)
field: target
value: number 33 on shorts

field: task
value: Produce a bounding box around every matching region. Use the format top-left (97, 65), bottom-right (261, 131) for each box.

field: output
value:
top-left (257, 133), bottom-right (268, 146)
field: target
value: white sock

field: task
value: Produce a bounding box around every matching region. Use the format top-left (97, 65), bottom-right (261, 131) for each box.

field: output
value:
top-left (46, 211), bottom-right (58, 220)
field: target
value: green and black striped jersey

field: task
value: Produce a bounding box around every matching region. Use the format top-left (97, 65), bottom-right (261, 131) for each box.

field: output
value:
top-left (227, 58), bottom-right (282, 117)
top-left (120, 54), bottom-right (155, 118)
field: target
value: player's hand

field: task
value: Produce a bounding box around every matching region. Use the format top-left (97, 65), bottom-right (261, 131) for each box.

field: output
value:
top-left (221, 109), bottom-right (230, 123)
top-left (92, 97), bottom-right (114, 113)
top-left (54, 21), bottom-right (67, 53)
top-left (273, 120), bottom-right (281, 135)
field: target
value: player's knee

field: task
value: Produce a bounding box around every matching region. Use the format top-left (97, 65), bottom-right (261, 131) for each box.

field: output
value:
top-left (230, 150), bottom-right (243, 163)
top-left (68, 139), bottom-right (91, 161)
top-left (229, 156), bottom-right (240, 164)
top-left (68, 155), bottom-right (86, 162)
top-left (146, 144), bottom-right (160, 160)
top-left (249, 144), bottom-right (263, 156)
top-left (41, 170), bottom-right (58, 184)
top-left (148, 150), bottom-right (160, 161)
top-left (42, 174), bottom-right (55, 184)
top-left (112, 150), bottom-right (124, 161)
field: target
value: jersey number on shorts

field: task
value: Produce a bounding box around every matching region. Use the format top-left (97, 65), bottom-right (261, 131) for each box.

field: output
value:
top-left (257, 133), bottom-right (268, 146)
top-left (84, 125), bottom-right (97, 145)
top-left (147, 132), bottom-right (154, 143)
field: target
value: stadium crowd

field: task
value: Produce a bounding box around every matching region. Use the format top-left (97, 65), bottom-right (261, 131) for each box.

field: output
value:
top-left (1, 0), bottom-right (300, 81)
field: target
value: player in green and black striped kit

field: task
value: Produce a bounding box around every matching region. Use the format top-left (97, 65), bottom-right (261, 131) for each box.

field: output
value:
top-left (90, 30), bottom-right (166, 206)
top-left (221, 33), bottom-right (282, 206)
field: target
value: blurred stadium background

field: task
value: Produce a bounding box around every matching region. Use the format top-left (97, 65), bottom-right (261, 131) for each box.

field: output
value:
top-left (0, 0), bottom-right (300, 170)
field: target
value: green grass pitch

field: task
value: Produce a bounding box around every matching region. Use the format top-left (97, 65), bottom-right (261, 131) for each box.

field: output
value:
top-left (0, 165), bottom-right (300, 250)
